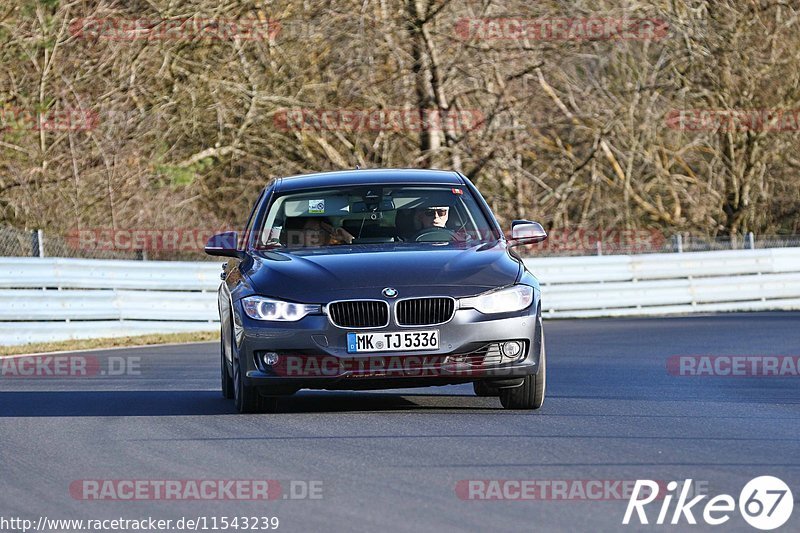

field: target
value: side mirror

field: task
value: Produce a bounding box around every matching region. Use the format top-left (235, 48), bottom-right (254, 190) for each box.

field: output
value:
top-left (509, 220), bottom-right (547, 247)
top-left (204, 231), bottom-right (243, 258)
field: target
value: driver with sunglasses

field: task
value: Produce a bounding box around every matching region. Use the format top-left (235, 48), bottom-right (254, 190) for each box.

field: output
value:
top-left (414, 205), bottom-right (450, 230)
top-left (409, 204), bottom-right (473, 243)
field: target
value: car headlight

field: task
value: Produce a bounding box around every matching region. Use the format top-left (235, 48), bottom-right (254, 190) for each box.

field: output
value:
top-left (241, 296), bottom-right (321, 321)
top-left (459, 285), bottom-right (534, 314)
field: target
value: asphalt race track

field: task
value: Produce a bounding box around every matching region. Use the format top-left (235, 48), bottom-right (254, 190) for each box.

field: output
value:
top-left (2, 313), bottom-right (799, 532)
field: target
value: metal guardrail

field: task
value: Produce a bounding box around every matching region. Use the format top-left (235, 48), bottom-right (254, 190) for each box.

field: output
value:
top-left (0, 258), bottom-right (224, 345)
top-left (0, 257), bottom-right (221, 290)
top-left (526, 248), bottom-right (800, 317)
top-left (1, 248), bottom-right (800, 346)
top-left (0, 289), bottom-right (217, 321)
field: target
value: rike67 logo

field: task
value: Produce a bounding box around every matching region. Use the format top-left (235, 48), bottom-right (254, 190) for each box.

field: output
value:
top-left (623, 477), bottom-right (793, 530)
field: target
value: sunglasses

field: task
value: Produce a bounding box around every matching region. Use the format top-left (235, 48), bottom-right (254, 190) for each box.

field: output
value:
top-left (422, 208), bottom-right (449, 217)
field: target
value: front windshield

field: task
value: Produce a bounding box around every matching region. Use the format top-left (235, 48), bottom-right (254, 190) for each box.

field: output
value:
top-left (256, 184), bottom-right (497, 250)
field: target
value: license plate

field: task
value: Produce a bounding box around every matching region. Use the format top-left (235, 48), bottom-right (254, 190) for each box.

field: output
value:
top-left (347, 330), bottom-right (439, 353)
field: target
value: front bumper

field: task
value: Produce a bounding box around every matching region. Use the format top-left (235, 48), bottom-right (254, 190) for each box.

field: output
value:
top-left (233, 302), bottom-right (541, 392)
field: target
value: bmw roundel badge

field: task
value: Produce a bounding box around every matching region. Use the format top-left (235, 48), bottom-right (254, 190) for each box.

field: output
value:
top-left (382, 287), bottom-right (398, 298)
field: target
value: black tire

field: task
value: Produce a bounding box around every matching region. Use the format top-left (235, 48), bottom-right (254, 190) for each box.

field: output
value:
top-left (220, 326), bottom-right (234, 400)
top-left (233, 344), bottom-right (260, 413)
top-left (473, 381), bottom-right (500, 397)
top-left (500, 313), bottom-right (546, 410)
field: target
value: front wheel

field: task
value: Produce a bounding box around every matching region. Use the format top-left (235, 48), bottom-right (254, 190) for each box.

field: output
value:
top-left (233, 349), bottom-right (261, 413)
top-left (500, 316), bottom-right (546, 410)
top-left (220, 327), bottom-right (234, 399)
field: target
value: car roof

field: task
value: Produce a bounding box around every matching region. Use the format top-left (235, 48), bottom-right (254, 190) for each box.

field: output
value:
top-left (274, 168), bottom-right (464, 192)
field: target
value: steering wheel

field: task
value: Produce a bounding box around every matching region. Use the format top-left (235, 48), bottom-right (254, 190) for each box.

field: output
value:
top-left (414, 227), bottom-right (456, 242)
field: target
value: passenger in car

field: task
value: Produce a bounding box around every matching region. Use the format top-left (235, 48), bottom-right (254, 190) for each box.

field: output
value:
top-left (288, 217), bottom-right (354, 247)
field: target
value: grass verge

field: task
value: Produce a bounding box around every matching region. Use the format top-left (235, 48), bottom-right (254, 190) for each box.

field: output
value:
top-left (0, 331), bottom-right (217, 356)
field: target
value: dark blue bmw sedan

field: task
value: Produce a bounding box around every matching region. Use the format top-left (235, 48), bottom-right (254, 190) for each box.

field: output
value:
top-left (205, 169), bottom-right (548, 412)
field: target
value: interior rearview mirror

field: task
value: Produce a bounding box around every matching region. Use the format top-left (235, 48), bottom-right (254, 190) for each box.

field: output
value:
top-left (351, 198), bottom-right (395, 213)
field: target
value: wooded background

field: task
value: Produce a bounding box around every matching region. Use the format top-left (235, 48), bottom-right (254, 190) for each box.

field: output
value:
top-left (2, 0), bottom-right (800, 242)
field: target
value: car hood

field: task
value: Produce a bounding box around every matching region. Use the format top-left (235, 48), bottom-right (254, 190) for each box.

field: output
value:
top-left (244, 242), bottom-right (521, 301)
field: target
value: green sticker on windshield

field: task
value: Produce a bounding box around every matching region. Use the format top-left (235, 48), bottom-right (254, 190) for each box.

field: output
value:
top-left (309, 199), bottom-right (325, 214)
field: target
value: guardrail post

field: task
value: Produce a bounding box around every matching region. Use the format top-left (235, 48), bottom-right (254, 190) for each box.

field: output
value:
top-left (31, 229), bottom-right (45, 257)
top-left (747, 232), bottom-right (755, 250)
top-left (673, 234), bottom-right (683, 253)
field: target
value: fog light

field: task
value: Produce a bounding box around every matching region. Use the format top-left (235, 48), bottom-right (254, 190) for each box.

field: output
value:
top-left (263, 352), bottom-right (280, 366)
top-left (501, 341), bottom-right (522, 358)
